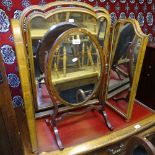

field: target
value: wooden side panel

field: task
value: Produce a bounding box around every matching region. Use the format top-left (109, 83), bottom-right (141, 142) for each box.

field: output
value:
top-left (0, 53), bottom-right (24, 155)
top-left (0, 111), bottom-right (12, 155)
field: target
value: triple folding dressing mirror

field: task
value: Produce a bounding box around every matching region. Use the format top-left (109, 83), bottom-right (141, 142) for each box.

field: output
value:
top-left (11, 1), bottom-right (148, 152)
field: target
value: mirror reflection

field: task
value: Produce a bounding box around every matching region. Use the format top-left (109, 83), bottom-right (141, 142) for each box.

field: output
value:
top-left (51, 31), bottom-right (101, 104)
top-left (30, 12), bottom-right (98, 39)
top-left (107, 22), bottom-right (141, 114)
top-left (29, 10), bottom-right (108, 110)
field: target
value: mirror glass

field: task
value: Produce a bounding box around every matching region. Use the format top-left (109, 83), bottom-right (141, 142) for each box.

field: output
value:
top-left (29, 10), bottom-right (107, 110)
top-left (50, 31), bottom-right (101, 104)
top-left (106, 22), bottom-right (141, 115)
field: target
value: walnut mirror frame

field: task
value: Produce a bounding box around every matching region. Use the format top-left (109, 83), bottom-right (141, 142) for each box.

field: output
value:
top-left (11, 1), bottom-right (111, 152)
top-left (105, 19), bottom-right (148, 120)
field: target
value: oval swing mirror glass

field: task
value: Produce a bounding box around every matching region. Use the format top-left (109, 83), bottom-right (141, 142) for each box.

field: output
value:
top-left (45, 27), bottom-right (102, 106)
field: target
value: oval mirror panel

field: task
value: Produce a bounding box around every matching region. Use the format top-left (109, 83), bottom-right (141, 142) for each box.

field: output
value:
top-left (49, 29), bottom-right (102, 105)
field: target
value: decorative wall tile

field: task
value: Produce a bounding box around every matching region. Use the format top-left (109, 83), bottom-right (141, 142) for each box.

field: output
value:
top-left (12, 95), bottom-right (23, 107)
top-left (39, 0), bottom-right (46, 6)
top-left (147, 0), bottom-right (152, 4)
top-left (120, 12), bottom-right (126, 19)
top-left (151, 3), bottom-right (155, 12)
top-left (130, 0), bottom-right (135, 4)
top-left (148, 33), bottom-right (153, 42)
top-left (137, 12), bottom-right (144, 26)
top-left (14, 10), bottom-right (22, 19)
top-left (9, 34), bottom-right (14, 42)
top-left (125, 3), bottom-right (130, 13)
top-left (139, 0), bottom-right (144, 4)
top-left (21, 0), bottom-right (31, 8)
top-left (1, 45), bottom-right (15, 65)
top-left (0, 9), bottom-right (10, 32)
top-left (115, 2), bottom-right (120, 13)
top-left (129, 12), bottom-right (135, 19)
top-left (2, 0), bottom-right (13, 11)
top-left (120, 0), bottom-right (126, 3)
top-left (7, 73), bottom-right (20, 88)
top-left (110, 0), bottom-right (116, 3)
top-left (134, 3), bottom-right (139, 13)
top-left (146, 12), bottom-right (153, 26)
top-left (110, 12), bottom-right (117, 24)
top-left (105, 2), bottom-right (110, 11)
top-left (143, 3), bottom-right (147, 13)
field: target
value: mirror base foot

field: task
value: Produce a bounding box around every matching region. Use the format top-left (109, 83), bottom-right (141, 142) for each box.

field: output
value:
top-left (45, 118), bottom-right (64, 150)
top-left (100, 110), bottom-right (113, 131)
top-left (45, 103), bottom-right (113, 150)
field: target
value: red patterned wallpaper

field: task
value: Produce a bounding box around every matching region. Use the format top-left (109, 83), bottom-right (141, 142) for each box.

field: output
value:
top-left (0, 0), bottom-right (154, 107)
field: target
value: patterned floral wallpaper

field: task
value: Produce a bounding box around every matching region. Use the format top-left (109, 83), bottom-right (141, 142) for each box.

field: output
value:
top-left (0, 0), bottom-right (155, 108)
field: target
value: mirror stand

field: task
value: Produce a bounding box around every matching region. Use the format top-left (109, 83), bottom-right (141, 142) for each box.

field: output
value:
top-left (45, 99), bottom-right (113, 150)
top-left (37, 24), bottom-right (113, 150)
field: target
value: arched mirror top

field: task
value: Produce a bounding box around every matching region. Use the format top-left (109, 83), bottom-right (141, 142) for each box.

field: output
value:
top-left (19, 2), bottom-right (110, 52)
top-left (111, 18), bottom-right (148, 66)
top-left (17, 1), bottom-right (110, 111)
top-left (27, 7), bottom-right (110, 42)
top-left (19, 1), bottom-right (110, 32)
top-left (114, 19), bottom-right (147, 36)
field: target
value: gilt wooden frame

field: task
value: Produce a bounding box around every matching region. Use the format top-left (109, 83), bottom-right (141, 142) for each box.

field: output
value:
top-left (19, 3), bottom-right (111, 112)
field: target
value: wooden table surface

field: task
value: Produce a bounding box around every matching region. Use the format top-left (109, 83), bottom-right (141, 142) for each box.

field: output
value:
top-left (32, 101), bottom-right (155, 155)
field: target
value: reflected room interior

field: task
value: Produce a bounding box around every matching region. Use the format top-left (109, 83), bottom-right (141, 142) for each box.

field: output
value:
top-left (105, 20), bottom-right (148, 119)
top-left (28, 9), bottom-right (109, 112)
top-left (50, 31), bottom-right (101, 104)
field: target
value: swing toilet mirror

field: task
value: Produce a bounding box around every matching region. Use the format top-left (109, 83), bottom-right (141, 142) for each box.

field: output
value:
top-left (11, 1), bottom-right (111, 152)
top-left (44, 26), bottom-right (103, 106)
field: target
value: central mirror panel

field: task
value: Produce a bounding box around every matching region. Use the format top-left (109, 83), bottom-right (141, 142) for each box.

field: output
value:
top-left (30, 11), bottom-right (100, 40)
top-left (28, 8), bottom-right (109, 110)
top-left (50, 30), bottom-right (101, 105)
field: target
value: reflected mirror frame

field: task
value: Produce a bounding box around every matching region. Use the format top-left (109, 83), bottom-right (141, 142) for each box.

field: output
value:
top-left (45, 28), bottom-right (105, 107)
top-left (105, 18), bottom-right (148, 119)
top-left (19, 1), bottom-right (110, 43)
top-left (23, 5), bottom-right (110, 111)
